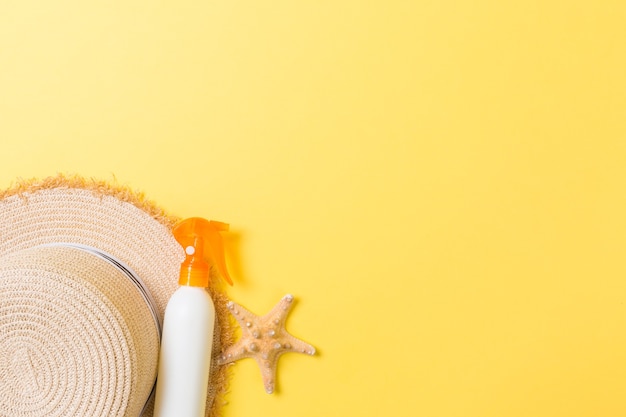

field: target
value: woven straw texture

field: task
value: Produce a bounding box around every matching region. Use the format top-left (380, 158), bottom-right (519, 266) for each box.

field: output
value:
top-left (0, 246), bottom-right (159, 417)
top-left (0, 176), bottom-right (233, 417)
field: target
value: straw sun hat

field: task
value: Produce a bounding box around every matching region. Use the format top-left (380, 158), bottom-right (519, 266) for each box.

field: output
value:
top-left (0, 175), bottom-right (232, 417)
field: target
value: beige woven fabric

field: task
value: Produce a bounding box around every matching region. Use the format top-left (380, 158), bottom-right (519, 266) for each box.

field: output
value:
top-left (0, 246), bottom-right (159, 417)
top-left (0, 177), bottom-right (233, 417)
top-left (0, 187), bottom-right (183, 319)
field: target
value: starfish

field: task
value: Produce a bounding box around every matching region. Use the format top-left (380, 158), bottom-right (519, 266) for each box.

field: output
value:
top-left (217, 294), bottom-right (316, 394)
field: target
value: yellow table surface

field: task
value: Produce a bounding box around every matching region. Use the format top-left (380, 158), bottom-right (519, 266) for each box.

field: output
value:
top-left (1, 1), bottom-right (626, 416)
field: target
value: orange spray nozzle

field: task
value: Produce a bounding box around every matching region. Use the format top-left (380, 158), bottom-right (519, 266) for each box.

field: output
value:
top-left (172, 217), bottom-right (233, 287)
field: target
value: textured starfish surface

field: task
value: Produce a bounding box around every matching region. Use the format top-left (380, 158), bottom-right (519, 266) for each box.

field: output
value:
top-left (217, 294), bottom-right (316, 394)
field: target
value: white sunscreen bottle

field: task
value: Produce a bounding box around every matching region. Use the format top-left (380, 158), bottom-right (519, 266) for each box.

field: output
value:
top-left (154, 217), bottom-right (233, 417)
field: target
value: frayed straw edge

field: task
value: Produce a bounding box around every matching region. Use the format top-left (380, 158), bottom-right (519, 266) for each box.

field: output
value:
top-left (208, 286), bottom-right (236, 417)
top-left (0, 173), bottom-right (234, 417)
top-left (0, 173), bottom-right (179, 229)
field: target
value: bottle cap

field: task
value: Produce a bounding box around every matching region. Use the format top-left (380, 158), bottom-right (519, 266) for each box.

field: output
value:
top-left (172, 217), bottom-right (233, 287)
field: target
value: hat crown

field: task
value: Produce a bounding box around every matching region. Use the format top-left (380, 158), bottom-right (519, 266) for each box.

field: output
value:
top-left (0, 245), bottom-right (159, 417)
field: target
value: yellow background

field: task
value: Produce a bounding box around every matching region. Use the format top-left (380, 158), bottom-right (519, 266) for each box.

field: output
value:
top-left (1, 1), bottom-right (626, 416)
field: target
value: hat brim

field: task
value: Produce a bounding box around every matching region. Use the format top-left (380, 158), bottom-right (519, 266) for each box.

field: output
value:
top-left (0, 176), bottom-right (182, 318)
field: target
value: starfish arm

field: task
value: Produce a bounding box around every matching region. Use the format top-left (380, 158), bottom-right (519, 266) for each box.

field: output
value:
top-left (262, 294), bottom-right (295, 324)
top-left (217, 339), bottom-right (255, 365)
top-left (255, 354), bottom-right (279, 394)
top-left (279, 332), bottom-right (316, 356)
top-left (226, 300), bottom-right (260, 332)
